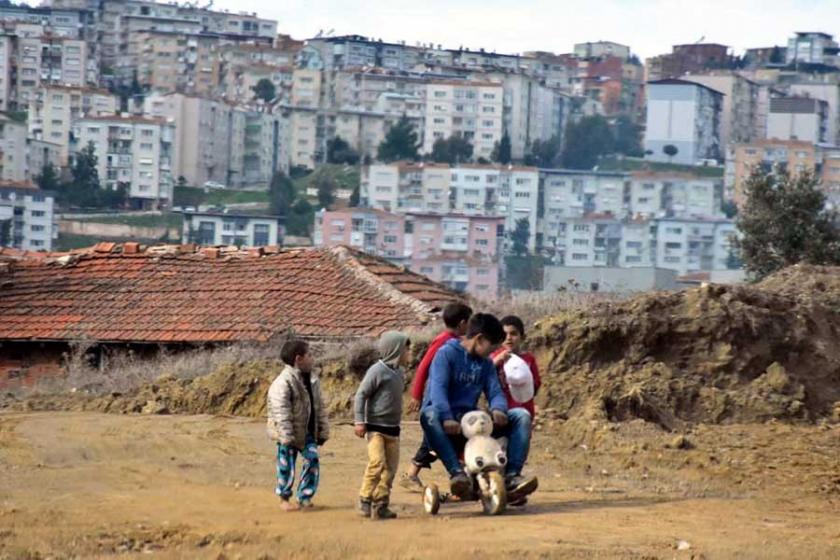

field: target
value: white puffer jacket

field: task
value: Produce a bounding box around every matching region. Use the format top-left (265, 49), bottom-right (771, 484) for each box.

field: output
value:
top-left (266, 365), bottom-right (330, 449)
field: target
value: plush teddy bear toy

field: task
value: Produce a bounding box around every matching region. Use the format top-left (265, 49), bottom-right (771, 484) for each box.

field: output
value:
top-left (460, 410), bottom-right (508, 475)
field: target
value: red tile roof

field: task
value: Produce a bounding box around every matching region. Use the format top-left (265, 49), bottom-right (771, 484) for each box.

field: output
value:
top-left (0, 244), bottom-right (460, 343)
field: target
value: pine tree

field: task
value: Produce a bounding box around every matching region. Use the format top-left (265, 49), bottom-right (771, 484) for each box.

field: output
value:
top-left (491, 133), bottom-right (512, 164)
top-left (377, 116), bottom-right (419, 162)
top-left (268, 171), bottom-right (296, 216)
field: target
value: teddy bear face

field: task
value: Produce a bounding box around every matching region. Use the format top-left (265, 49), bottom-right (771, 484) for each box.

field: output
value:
top-left (461, 410), bottom-right (493, 438)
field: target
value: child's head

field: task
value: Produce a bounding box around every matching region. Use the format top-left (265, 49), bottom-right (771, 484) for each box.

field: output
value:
top-left (464, 313), bottom-right (505, 358)
top-left (378, 331), bottom-right (411, 368)
top-left (500, 315), bottom-right (526, 352)
top-left (442, 302), bottom-right (473, 336)
top-left (281, 339), bottom-right (313, 373)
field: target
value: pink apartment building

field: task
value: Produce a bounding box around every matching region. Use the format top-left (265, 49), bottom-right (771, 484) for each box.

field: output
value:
top-left (315, 208), bottom-right (503, 299)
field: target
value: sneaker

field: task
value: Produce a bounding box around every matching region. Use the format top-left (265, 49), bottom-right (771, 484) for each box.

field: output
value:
top-left (399, 473), bottom-right (425, 493)
top-left (506, 474), bottom-right (538, 498)
top-left (371, 500), bottom-right (398, 520)
top-left (449, 471), bottom-right (472, 499)
top-left (358, 498), bottom-right (372, 517)
top-left (299, 499), bottom-right (314, 509)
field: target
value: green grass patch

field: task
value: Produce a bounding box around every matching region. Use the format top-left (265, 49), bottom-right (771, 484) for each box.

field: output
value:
top-left (173, 186), bottom-right (269, 207)
top-left (598, 156), bottom-right (724, 178)
top-left (76, 213), bottom-right (183, 229)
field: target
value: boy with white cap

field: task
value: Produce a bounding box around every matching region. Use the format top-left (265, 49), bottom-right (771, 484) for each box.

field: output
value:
top-left (491, 316), bottom-right (541, 425)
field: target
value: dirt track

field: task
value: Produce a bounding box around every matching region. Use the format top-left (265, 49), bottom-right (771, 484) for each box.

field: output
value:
top-left (1, 413), bottom-right (839, 559)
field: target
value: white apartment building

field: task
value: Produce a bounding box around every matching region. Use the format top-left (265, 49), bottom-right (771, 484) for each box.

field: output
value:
top-left (183, 211), bottom-right (282, 247)
top-left (75, 115), bottom-right (174, 208)
top-left (628, 173), bottom-right (723, 218)
top-left (786, 32), bottom-right (839, 66)
top-left (789, 81), bottom-right (840, 145)
top-left (766, 96), bottom-right (829, 144)
top-left (0, 113), bottom-right (27, 182)
top-left (228, 108), bottom-right (287, 188)
top-left (682, 71), bottom-right (760, 150)
top-left (653, 218), bottom-right (736, 275)
top-left (422, 81), bottom-right (504, 161)
top-left (644, 79), bottom-right (723, 165)
top-left (0, 182), bottom-right (56, 250)
top-left (27, 138), bottom-right (61, 180)
top-left (30, 85), bottom-right (118, 164)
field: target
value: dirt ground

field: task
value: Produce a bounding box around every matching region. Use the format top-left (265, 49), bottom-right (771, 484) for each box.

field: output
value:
top-left (1, 413), bottom-right (839, 559)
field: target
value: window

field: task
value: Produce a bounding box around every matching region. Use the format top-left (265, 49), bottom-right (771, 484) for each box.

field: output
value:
top-left (664, 256), bottom-right (681, 263)
top-left (433, 90), bottom-right (446, 98)
top-left (573, 224), bottom-right (589, 232)
top-left (626, 241), bottom-right (642, 249)
top-left (572, 253), bottom-right (588, 260)
top-left (482, 120), bottom-right (494, 127)
top-left (140, 142), bottom-right (154, 151)
top-left (483, 93), bottom-right (495, 99)
top-left (384, 235), bottom-right (397, 243)
top-left (626, 256), bottom-right (642, 263)
top-left (253, 224), bottom-right (270, 246)
top-left (32, 194), bottom-right (45, 202)
top-left (482, 107), bottom-right (495, 113)
top-left (665, 227), bottom-right (683, 234)
top-left (477, 268), bottom-right (489, 276)
top-left (141, 129), bottom-right (155, 138)
top-left (476, 239), bottom-right (488, 246)
top-left (514, 191), bottom-right (531, 198)
top-left (420, 266), bottom-right (434, 274)
top-left (573, 238), bottom-right (589, 246)
top-left (31, 210), bottom-right (45, 217)
top-left (31, 225), bottom-right (45, 232)
top-left (31, 239), bottom-right (44, 247)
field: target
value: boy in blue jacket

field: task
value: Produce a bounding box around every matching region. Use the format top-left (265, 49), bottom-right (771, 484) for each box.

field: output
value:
top-left (420, 313), bottom-right (538, 500)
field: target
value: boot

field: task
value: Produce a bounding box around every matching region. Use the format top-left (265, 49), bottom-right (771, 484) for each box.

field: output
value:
top-left (358, 497), bottom-right (372, 517)
top-left (371, 499), bottom-right (397, 520)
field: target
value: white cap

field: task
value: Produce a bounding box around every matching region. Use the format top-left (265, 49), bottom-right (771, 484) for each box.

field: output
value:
top-left (503, 353), bottom-right (534, 404)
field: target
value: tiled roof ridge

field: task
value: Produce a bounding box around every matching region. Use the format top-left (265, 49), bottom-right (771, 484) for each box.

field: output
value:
top-left (328, 245), bottom-right (436, 322)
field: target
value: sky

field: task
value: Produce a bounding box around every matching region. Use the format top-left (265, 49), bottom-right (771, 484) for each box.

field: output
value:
top-left (214, 0), bottom-right (840, 60)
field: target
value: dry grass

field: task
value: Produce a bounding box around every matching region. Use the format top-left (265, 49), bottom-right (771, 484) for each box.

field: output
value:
top-left (485, 291), bottom-right (618, 328)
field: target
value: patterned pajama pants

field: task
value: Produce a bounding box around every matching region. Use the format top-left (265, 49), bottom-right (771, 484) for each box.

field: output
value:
top-left (275, 435), bottom-right (320, 502)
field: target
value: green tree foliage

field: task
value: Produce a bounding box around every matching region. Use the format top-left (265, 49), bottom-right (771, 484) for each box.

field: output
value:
top-left (612, 115), bottom-right (643, 157)
top-left (253, 78), bottom-right (277, 103)
top-left (509, 217), bottom-right (531, 256)
top-left (734, 167), bottom-right (840, 279)
top-left (315, 172), bottom-right (337, 209)
top-left (491, 132), bottom-right (512, 164)
top-left (349, 185), bottom-right (360, 207)
top-left (286, 198), bottom-right (314, 236)
top-left (524, 136), bottom-right (562, 167)
top-left (377, 116), bottom-right (419, 162)
top-left (430, 135), bottom-right (473, 164)
top-left (268, 171), bottom-right (296, 216)
top-left (34, 163), bottom-right (60, 192)
top-left (663, 144), bottom-right (679, 162)
top-left (561, 115), bottom-right (614, 169)
top-left (58, 142), bottom-right (126, 209)
top-left (326, 136), bottom-right (360, 165)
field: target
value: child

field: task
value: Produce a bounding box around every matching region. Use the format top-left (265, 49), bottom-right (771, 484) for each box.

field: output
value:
top-left (421, 313), bottom-right (537, 500)
top-left (491, 316), bottom-right (542, 419)
top-left (399, 302), bottom-right (472, 492)
top-left (354, 331), bottom-right (411, 520)
top-left (266, 339), bottom-right (330, 512)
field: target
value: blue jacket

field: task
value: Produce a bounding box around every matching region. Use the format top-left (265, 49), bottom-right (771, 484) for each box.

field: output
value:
top-left (423, 338), bottom-right (508, 421)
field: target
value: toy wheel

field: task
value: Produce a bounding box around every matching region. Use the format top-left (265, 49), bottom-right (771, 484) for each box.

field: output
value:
top-left (480, 471), bottom-right (507, 515)
top-left (424, 483), bottom-right (441, 515)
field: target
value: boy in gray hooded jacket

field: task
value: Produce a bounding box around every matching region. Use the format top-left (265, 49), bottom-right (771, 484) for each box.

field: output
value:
top-left (354, 331), bottom-right (410, 520)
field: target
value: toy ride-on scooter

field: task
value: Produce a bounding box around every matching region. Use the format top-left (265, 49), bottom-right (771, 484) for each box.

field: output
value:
top-left (422, 411), bottom-right (509, 516)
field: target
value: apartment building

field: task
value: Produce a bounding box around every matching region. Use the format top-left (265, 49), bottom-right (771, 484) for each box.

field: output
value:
top-left (728, 139), bottom-right (840, 205)
top-left (422, 81), bottom-right (503, 160)
top-left (646, 43), bottom-right (732, 82)
top-left (682, 71), bottom-right (760, 149)
top-left (0, 23), bottom-right (93, 111)
top-left (786, 32), bottom-right (840, 66)
top-left (0, 113), bottom-right (27, 182)
top-left (541, 169), bottom-right (628, 223)
top-left (314, 207), bottom-right (503, 298)
top-left (628, 172), bottom-right (723, 219)
top-left (143, 92), bottom-right (231, 187)
top-left (0, 181), bottom-right (56, 250)
top-left (27, 138), bottom-right (61, 180)
top-left (644, 79), bottom-right (723, 165)
top-left (182, 210), bottom-right (282, 247)
top-left (573, 41), bottom-right (631, 60)
top-left (228, 108), bottom-right (287, 187)
top-left (29, 85), bottom-right (118, 164)
top-left (789, 81), bottom-right (840, 144)
top-left (75, 114), bottom-right (174, 208)
top-left (653, 217), bottom-right (737, 275)
top-left (766, 96), bottom-right (829, 143)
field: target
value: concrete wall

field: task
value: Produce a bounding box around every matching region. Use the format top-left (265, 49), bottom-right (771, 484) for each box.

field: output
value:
top-left (59, 220), bottom-right (178, 240)
top-left (544, 265), bottom-right (678, 293)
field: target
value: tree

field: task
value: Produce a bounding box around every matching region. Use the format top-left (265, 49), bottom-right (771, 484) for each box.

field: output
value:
top-left (349, 185), bottom-right (360, 207)
top-left (491, 132), bottom-right (512, 164)
top-left (62, 142), bottom-right (102, 208)
top-left (612, 115), bottom-right (643, 157)
top-left (509, 217), bottom-right (531, 256)
top-left (34, 163), bottom-right (60, 192)
top-left (268, 171), bottom-right (296, 216)
top-left (377, 115), bottom-right (419, 162)
top-left (287, 198), bottom-right (314, 236)
top-left (315, 172), bottom-right (337, 209)
top-left (253, 78), bottom-right (276, 103)
top-left (430, 135), bottom-right (473, 164)
top-left (734, 167), bottom-right (840, 279)
top-left (561, 115), bottom-right (614, 169)
top-left (663, 144), bottom-right (679, 162)
top-left (524, 135), bottom-right (562, 167)
top-left (326, 136), bottom-right (360, 165)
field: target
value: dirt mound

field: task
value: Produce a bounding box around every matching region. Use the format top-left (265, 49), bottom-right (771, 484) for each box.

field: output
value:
top-left (531, 267), bottom-right (840, 428)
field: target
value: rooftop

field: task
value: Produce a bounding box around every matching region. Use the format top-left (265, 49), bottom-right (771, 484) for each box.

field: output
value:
top-left (0, 244), bottom-right (459, 343)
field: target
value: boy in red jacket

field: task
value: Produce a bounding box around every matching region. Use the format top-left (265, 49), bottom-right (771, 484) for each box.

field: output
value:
top-left (491, 316), bottom-right (541, 419)
top-left (399, 302), bottom-right (472, 492)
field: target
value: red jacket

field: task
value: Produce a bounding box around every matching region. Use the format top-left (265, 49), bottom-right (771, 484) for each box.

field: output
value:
top-left (491, 349), bottom-right (541, 417)
top-left (410, 330), bottom-right (458, 400)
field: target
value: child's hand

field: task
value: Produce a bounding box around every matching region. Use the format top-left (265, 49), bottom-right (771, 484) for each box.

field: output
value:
top-left (354, 423), bottom-right (367, 438)
top-left (443, 420), bottom-right (461, 435)
top-left (492, 349), bottom-right (511, 367)
top-left (491, 409), bottom-right (509, 427)
top-left (407, 397), bottom-right (421, 413)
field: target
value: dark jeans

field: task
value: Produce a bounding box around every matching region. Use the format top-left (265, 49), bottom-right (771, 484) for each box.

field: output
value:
top-left (420, 407), bottom-right (532, 477)
top-left (411, 435), bottom-right (438, 469)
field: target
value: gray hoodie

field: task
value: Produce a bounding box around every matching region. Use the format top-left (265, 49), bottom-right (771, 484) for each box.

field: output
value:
top-left (354, 331), bottom-right (409, 427)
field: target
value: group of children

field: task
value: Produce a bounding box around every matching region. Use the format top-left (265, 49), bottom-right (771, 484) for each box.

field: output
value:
top-left (265, 303), bottom-right (541, 519)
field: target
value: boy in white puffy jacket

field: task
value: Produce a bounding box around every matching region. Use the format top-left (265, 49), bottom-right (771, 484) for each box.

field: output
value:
top-left (267, 339), bottom-right (330, 511)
